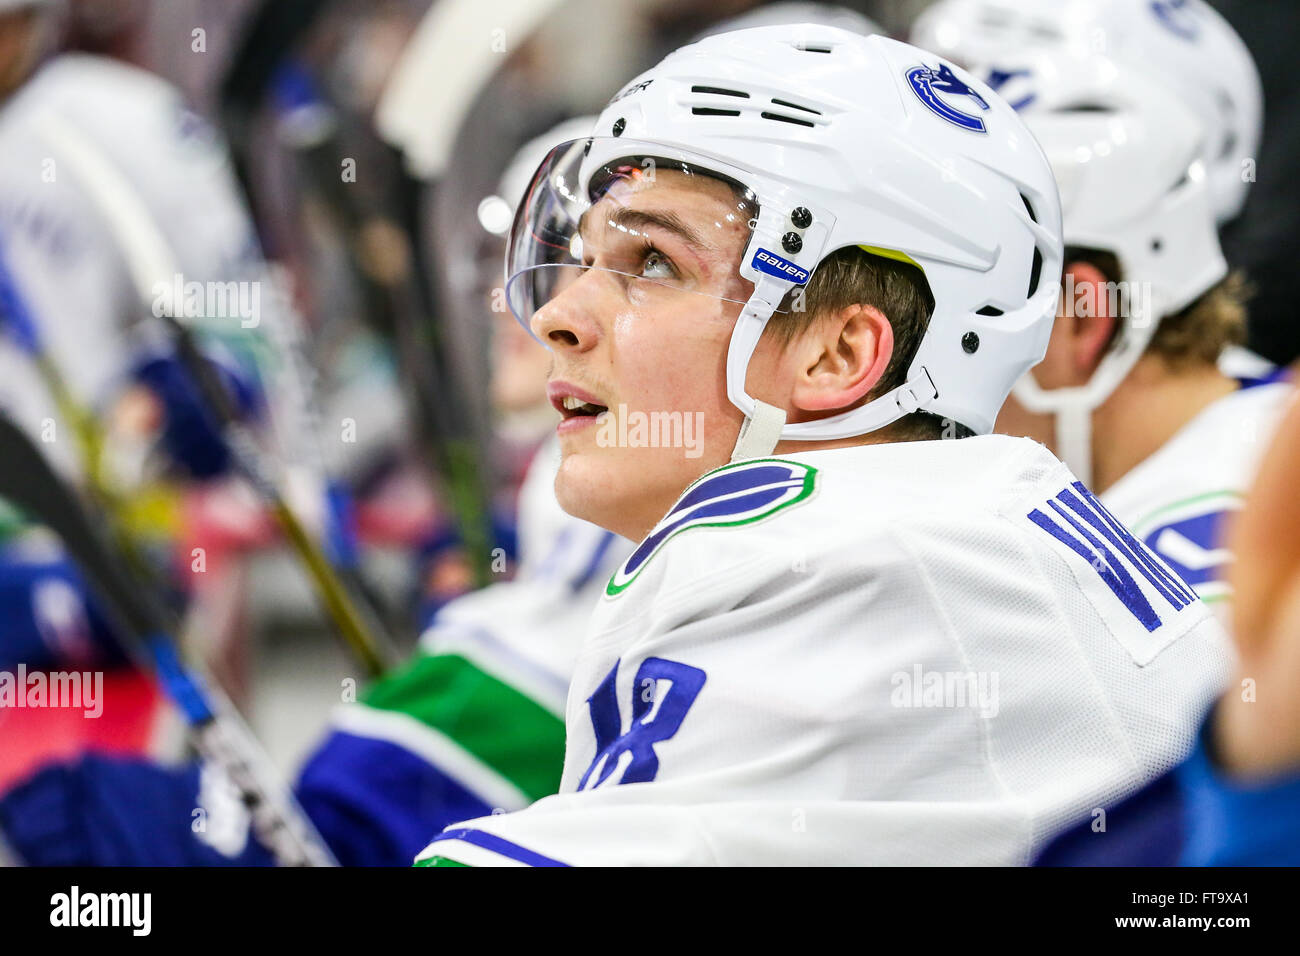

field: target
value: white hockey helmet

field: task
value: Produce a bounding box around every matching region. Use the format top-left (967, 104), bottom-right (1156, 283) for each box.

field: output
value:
top-left (911, 0), bottom-right (1262, 225)
top-left (988, 50), bottom-right (1227, 481)
top-left (694, 2), bottom-right (881, 41)
top-left (505, 27), bottom-right (1063, 458)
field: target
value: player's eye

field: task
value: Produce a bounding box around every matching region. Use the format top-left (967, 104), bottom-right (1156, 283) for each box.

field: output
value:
top-left (639, 245), bottom-right (676, 280)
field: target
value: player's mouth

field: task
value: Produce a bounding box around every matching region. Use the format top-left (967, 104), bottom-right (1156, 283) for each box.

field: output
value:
top-left (548, 381), bottom-right (610, 435)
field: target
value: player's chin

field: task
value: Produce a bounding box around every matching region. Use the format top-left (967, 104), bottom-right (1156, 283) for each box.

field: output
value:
top-left (553, 442), bottom-right (618, 523)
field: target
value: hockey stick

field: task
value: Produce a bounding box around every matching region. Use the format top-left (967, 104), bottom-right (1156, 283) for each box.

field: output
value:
top-left (0, 412), bottom-right (336, 866)
top-left (221, 0), bottom-right (559, 590)
top-left (0, 235), bottom-right (166, 597)
top-left (31, 109), bottom-right (395, 677)
top-left (374, 0), bottom-right (572, 582)
top-left (375, 0), bottom-right (565, 182)
top-left (373, 0), bottom-right (570, 585)
top-left (283, 105), bottom-right (499, 589)
top-left (160, 312), bottom-right (395, 677)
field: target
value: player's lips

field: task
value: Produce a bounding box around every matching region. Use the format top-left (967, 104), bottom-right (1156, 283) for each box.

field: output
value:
top-left (548, 380), bottom-right (611, 435)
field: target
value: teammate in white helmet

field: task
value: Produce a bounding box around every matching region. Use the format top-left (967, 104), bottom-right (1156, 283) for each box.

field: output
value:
top-left (413, 26), bottom-right (1228, 867)
top-left (911, 7), bottom-right (1292, 614)
top-left (911, 0), bottom-right (1262, 226)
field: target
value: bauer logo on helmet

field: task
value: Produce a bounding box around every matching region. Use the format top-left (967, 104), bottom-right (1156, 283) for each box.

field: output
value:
top-left (752, 248), bottom-right (810, 285)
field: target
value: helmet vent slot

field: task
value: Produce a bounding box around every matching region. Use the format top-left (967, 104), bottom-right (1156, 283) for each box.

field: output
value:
top-left (761, 111), bottom-right (815, 128)
top-left (771, 97), bottom-right (821, 115)
top-left (976, 305), bottom-right (1004, 317)
top-left (1020, 193), bottom-right (1044, 298)
top-left (691, 85), bottom-right (750, 98)
top-left (1028, 247), bottom-right (1043, 299)
top-left (794, 43), bottom-right (833, 53)
top-left (692, 107), bottom-right (742, 117)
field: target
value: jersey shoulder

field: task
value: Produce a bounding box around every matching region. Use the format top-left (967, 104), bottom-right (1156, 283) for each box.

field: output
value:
top-left (604, 455), bottom-right (820, 597)
top-left (602, 435), bottom-right (1061, 600)
top-left (1102, 380), bottom-right (1294, 600)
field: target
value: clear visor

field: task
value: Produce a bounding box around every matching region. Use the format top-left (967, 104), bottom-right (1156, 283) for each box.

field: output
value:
top-left (505, 138), bottom-right (831, 342)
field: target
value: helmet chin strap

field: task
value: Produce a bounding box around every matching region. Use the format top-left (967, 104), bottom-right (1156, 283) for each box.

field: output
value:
top-left (730, 399), bottom-right (788, 462)
top-left (1010, 377), bottom-right (1097, 487)
top-left (723, 275), bottom-right (932, 461)
top-left (1053, 402), bottom-right (1095, 489)
top-left (727, 277), bottom-right (788, 462)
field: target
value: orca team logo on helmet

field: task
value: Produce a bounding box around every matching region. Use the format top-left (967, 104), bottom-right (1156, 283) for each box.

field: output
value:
top-left (1150, 0), bottom-right (1200, 40)
top-left (906, 62), bottom-right (991, 133)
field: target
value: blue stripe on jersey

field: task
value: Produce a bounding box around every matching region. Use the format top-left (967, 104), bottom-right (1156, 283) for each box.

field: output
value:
top-left (1236, 365), bottom-right (1291, 390)
top-left (295, 730), bottom-right (495, 867)
top-left (430, 827), bottom-right (571, 867)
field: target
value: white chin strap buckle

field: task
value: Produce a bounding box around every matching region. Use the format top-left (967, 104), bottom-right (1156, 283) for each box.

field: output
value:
top-left (892, 368), bottom-right (939, 416)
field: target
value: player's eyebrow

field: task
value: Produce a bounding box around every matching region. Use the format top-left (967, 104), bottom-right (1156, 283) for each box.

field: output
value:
top-left (577, 205), bottom-right (707, 252)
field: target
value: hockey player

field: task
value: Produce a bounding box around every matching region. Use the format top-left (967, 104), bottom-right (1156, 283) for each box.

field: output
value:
top-left (0, 430), bottom-right (629, 865)
top-left (413, 26), bottom-right (1229, 867)
top-left (1038, 388), bottom-right (1300, 866)
top-left (293, 119), bottom-right (627, 864)
top-left (0, 0), bottom-right (322, 791)
top-left (908, 2), bottom-right (1292, 865)
top-left (911, 2), bottom-right (1291, 611)
top-left (0, 119), bottom-right (631, 866)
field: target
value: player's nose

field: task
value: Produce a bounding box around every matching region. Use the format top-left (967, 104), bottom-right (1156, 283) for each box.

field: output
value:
top-left (530, 267), bottom-right (602, 352)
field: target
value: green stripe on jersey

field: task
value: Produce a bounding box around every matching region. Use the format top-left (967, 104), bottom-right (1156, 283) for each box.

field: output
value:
top-left (414, 856), bottom-right (469, 867)
top-left (1128, 489), bottom-right (1242, 536)
top-left (363, 652), bottom-right (565, 803)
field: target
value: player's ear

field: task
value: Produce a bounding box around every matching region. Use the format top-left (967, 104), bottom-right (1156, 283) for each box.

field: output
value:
top-left (789, 303), bottom-right (894, 414)
top-left (1063, 260), bottom-right (1117, 378)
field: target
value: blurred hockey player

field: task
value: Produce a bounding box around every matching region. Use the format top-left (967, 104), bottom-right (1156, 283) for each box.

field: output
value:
top-left (0, 0), bottom-right (319, 791)
top-left (413, 26), bottom-right (1228, 867)
top-left (0, 118), bottom-right (632, 866)
top-left (911, 2), bottom-right (1291, 613)
top-left (293, 117), bottom-right (629, 865)
top-left (1038, 389), bottom-right (1300, 866)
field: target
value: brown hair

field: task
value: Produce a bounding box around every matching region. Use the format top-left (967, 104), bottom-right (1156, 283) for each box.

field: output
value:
top-left (1066, 247), bottom-right (1249, 371)
top-left (766, 245), bottom-right (971, 441)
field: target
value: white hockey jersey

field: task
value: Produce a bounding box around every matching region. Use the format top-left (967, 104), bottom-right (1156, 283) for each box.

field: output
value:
top-left (410, 437), bottom-right (628, 719)
top-left (299, 437), bottom-right (630, 842)
top-left (416, 435), bottom-right (1230, 866)
top-left (0, 53), bottom-right (306, 479)
top-left (1102, 377), bottom-right (1294, 608)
